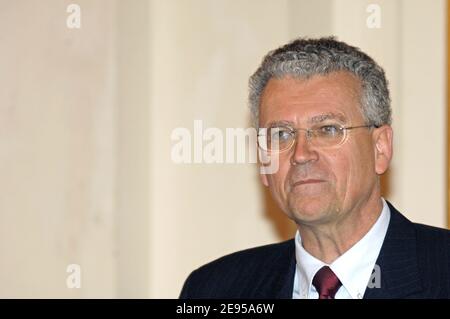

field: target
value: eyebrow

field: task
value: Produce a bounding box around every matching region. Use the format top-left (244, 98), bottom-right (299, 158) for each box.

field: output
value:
top-left (308, 112), bottom-right (347, 124)
top-left (265, 112), bottom-right (348, 128)
top-left (266, 120), bottom-right (294, 128)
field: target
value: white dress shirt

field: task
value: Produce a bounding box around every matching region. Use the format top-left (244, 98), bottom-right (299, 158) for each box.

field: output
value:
top-left (292, 198), bottom-right (391, 299)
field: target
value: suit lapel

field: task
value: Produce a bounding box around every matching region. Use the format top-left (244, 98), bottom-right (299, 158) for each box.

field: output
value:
top-left (248, 202), bottom-right (424, 299)
top-left (252, 239), bottom-right (296, 298)
top-left (364, 201), bottom-right (424, 298)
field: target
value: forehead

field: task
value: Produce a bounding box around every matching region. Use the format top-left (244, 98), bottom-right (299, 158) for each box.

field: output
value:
top-left (259, 72), bottom-right (363, 126)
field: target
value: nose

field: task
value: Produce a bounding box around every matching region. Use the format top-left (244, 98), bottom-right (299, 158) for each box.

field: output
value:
top-left (290, 130), bottom-right (319, 165)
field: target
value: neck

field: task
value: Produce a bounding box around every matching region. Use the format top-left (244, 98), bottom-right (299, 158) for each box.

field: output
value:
top-left (297, 195), bottom-right (383, 264)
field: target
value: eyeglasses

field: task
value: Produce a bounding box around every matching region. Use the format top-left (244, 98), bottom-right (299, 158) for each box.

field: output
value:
top-left (257, 123), bottom-right (376, 152)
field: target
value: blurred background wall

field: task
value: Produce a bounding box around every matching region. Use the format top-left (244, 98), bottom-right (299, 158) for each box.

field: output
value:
top-left (0, 0), bottom-right (446, 298)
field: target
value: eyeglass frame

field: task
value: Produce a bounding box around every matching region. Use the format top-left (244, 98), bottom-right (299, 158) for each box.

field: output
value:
top-left (257, 123), bottom-right (379, 153)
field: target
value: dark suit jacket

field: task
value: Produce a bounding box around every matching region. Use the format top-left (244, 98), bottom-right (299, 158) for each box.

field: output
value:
top-left (180, 202), bottom-right (450, 299)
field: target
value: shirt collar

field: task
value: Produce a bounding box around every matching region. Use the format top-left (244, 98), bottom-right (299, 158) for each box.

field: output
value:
top-left (295, 198), bottom-right (391, 299)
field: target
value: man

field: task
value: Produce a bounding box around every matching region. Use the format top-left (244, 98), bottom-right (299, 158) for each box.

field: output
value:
top-left (180, 37), bottom-right (450, 299)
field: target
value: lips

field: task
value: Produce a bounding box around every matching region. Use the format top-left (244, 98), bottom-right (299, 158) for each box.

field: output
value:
top-left (292, 179), bottom-right (325, 187)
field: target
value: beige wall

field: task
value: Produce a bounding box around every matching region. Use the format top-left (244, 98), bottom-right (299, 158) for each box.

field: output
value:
top-left (0, 0), bottom-right (446, 298)
top-left (0, 0), bottom-right (117, 297)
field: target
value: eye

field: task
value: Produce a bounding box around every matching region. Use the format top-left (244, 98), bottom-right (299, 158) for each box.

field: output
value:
top-left (318, 124), bottom-right (342, 137)
top-left (270, 127), bottom-right (292, 142)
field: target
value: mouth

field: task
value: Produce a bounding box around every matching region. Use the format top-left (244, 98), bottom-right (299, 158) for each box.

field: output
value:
top-left (292, 179), bottom-right (325, 188)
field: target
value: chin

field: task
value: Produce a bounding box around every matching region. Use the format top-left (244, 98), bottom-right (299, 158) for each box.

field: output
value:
top-left (287, 197), bottom-right (335, 225)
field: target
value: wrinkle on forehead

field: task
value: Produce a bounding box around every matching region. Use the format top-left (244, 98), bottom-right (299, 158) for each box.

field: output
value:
top-left (259, 72), bottom-right (363, 128)
top-left (265, 112), bottom-right (348, 129)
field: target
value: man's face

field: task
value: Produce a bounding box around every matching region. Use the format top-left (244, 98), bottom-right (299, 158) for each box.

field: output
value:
top-left (259, 72), bottom-right (391, 225)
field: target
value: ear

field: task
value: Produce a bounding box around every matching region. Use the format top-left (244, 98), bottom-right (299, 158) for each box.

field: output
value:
top-left (372, 125), bottom-right (393, 175)
top-left (260, 170), bottom-right (269, 187)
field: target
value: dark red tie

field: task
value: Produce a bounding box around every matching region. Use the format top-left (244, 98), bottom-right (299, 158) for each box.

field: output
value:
top-left (312, 266), bottom-right (342, 299)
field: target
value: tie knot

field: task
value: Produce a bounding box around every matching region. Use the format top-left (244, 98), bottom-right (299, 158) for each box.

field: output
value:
top-left (312, 266), bottom-right (342, 299)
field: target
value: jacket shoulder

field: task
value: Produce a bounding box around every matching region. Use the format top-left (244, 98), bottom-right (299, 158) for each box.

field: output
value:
top-left (412, 221), bottom-right (450, 297)
top-left (179, 239), bottom-right (294, 299)
top-left (412, 221), bottom-right (450, 247)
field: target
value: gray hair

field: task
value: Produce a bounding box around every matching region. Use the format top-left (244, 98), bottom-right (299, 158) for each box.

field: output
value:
top-left (249, 37), bottom-right (391, 128)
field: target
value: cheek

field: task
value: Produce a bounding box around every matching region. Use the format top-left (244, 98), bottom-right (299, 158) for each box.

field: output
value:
top-left (267, 160), bottom-right (291, 200)
top-left (327, 154), bottom-right (347, 191)
top-left (325, 149), bottom-right (358, 195)
top-left (344, 146), bottom-right (375, 192)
